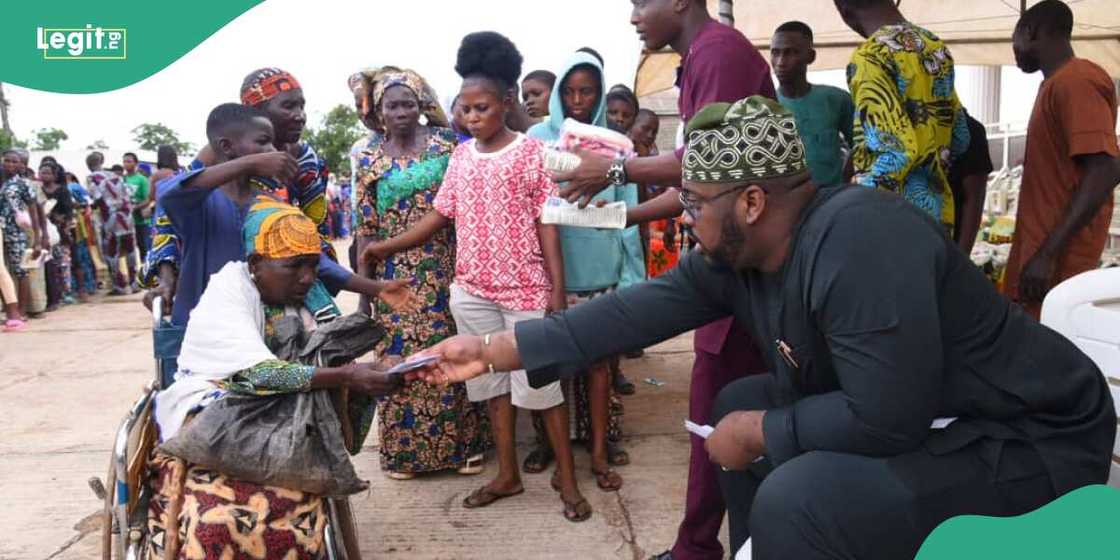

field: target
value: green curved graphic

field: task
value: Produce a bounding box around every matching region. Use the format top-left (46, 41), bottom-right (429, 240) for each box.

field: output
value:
top-left (916, 484), bottom-right (1120, 559)
top-left (1, 1), bottom-right (264, 93)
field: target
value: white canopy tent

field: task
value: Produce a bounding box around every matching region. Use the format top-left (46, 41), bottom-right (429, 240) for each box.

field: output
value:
top-left (635, 0), bottom-right (1120, 98)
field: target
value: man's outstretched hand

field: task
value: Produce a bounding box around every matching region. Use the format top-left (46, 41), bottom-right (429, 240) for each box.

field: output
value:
top-left (552, 149), bottom-right (613, 208)
top-left (404, 335), bottom-right (489, 386)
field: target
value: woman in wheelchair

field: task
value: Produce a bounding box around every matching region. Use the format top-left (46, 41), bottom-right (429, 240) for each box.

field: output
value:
top-left (146, 199), bottom-right (404, 559)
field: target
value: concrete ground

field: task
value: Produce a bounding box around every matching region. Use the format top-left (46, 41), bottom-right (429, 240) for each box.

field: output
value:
top-left (0, 273), bottom-right (722, 559)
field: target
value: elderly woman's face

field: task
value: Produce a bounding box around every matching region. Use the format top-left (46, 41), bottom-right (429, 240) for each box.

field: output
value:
top-left (249, 253), bottom-right (320, 306)
top-left (381, 85), bottom-right (421, 137)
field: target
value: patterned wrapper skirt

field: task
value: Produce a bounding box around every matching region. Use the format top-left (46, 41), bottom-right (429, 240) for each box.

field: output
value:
top-left (647, 219), bottom-right (680, 278)
top-left (146, 452), bottom-right (326, 560)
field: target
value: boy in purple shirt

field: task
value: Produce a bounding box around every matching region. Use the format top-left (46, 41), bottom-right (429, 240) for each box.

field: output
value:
top-left (160, 103), bottom-right (412, 327)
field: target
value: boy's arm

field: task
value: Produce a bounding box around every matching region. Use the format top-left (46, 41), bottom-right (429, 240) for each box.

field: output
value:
top-left (180, 152), bottom-right (297, 191)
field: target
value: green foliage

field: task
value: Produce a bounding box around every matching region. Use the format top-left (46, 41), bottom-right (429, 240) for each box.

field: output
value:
top-left (130, 122), bottom-right (194, 154)
top-left (0, 130), bottom-right (27, 151)
top-left (86, 139), bottom-right (110, 150)
top-left (304, 104), bottom-right (365, 177)
top-left (31, 127), bottom-right (68, 150)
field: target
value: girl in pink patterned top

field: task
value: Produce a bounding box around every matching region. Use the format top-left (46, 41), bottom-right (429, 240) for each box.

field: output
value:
top-left (361, 31), bottom-right (592, 523)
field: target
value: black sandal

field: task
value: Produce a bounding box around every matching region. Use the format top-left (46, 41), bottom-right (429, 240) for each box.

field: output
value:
top-left (522, 446), bottom-right (555, 474)
top-left (614, 372), bottom-right (636, 395)
top-left (607, 442), bottom-right (630, 466)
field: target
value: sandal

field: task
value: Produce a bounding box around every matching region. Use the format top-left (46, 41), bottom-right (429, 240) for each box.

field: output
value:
top-left (561, 495), bottom-right (592, 523)
top-left (463, 485), bottom-right (525, 509)
top-left (614, 372), bottom-right (636, 395)
top-left (522, 446), bottom-right (555, 474)
top-left (457, 453), bottom-right (485, 476)
top-left (385, 471), bottom-right (415, 480)
top-left (593, 467), bottom-right (623, 492)
top-left (607, 442), bottom-right (631, 466)
top-left (3, 319), bottom-right (26, 332)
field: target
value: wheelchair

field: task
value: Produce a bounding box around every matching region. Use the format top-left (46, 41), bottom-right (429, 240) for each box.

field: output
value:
top-left (90, 297), bottom-right (362, 559)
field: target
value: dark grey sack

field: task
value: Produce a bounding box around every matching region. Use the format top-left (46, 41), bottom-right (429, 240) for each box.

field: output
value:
top-left (159, 389), bottom-right (367, 496)
top-left (159, 313), bottom-right (383, 497)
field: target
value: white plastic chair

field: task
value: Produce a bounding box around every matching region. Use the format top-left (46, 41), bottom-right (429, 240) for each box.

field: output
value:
top-left (1040, 267), bottom-right (1120, 488)
top-left (735, 539), bottom-right (752, 560)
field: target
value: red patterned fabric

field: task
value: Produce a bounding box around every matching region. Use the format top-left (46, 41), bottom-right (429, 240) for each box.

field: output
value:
top-left (240, 68), bottom-right (302, 107)
top-left (433, 134), bottom-right (556, 311)
top-left (146, 452), bottom-right (326, 559)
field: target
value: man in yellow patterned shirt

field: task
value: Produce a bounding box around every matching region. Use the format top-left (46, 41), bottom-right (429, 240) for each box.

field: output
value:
top-left (834, 0), bottom-right (971, 232)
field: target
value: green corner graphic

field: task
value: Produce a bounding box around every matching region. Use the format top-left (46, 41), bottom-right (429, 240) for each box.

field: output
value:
top-left (3, 1), bottom-right (264, 93)
top-left (916, 484), bottom-right (1120, 559)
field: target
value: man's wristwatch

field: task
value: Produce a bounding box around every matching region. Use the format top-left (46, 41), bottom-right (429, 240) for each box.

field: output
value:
top-left (607, 157), bottom-right (628, 186)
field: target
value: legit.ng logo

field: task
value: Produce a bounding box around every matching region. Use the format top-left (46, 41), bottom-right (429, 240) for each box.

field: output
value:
top-left (36, 25), bottom-right (127, 60)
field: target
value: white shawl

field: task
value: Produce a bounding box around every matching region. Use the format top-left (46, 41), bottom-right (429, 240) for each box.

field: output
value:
top-left (153, 261), bottom-right (277, 442)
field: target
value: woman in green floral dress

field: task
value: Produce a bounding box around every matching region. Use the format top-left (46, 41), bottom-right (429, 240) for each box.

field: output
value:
top-left (353, 69), bottom-right (487, 478)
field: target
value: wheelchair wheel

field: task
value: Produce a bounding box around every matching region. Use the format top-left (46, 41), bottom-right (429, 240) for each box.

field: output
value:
top-left (100, 459), bottom-right (116, 559)
top-left (324, 497), bottom-right (362, 560)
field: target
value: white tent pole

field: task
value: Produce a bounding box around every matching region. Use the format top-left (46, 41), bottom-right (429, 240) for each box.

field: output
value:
top-left (719, 0), bottom-right (735, 25)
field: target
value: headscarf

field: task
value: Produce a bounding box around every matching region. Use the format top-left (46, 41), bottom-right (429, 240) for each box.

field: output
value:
top-left (683, 96), bottom-right (808, 184)
top-left (243, 197), bottom-right (341, 321)
top-left (348, 66), bottom-right (399, 129)
top-left (243, 198), bottom-right (321, 259)
top-left (366, 68), bottom-right (449, 132)
top-left (241, 67), bottom-right (302, 107)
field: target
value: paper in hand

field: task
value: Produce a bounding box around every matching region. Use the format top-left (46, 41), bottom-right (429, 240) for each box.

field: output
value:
top-left (541, 196), bottom-right (627, 230)
top-left (387, 355), bottom-right (439, 376)
top-left (684, 420), bottom-right (715, 439)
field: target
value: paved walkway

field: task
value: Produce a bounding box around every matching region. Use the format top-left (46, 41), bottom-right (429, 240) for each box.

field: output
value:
top-left (0, 283), bottom-right (718, 559)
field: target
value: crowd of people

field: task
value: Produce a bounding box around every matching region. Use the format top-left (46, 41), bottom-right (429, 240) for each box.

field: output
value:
top-left (0, 147), bottom-right (168, 331)
top-left (3, 0), bottom-right (1118, 558)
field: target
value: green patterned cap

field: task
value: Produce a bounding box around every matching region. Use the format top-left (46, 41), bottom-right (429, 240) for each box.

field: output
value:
top-left (682, 96), bottom-right (807, 183)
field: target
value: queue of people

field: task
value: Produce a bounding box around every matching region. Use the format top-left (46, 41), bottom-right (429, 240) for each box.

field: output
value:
top-left (0, 147), bottom-right (166, 332)
top-left (5, 0), bottom-right (1117, 557)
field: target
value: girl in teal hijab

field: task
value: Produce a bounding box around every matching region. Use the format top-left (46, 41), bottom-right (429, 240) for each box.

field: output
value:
top-left (525, 50), bottom-right (639, 490)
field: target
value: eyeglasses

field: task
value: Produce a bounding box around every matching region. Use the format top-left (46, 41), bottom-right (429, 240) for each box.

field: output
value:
top-left (679, 185), bottom-right (748, 218)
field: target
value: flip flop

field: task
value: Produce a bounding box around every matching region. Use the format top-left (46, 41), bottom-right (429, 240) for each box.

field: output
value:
top-left (593, 468), bottom-right (623, 492)
top-left (462, 485), bottom-right (525, 509)
top-left (457, 453), bottom-right (485, 476)
top-left (522, 446), bottom-right (555, 474)
top-left (561, 496), bottom-right (592, 523)
top-left (607, 442), bottom-right (631, 467)
top-left (3, 319), bottom-right (27, 332)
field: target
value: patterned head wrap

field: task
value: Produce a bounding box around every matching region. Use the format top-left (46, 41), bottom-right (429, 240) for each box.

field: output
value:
top-left (367, 69), bottom-right (450, 132)
top-left (347, 72), bottom-right (367, 94)
top-left (683, 96), bottom-right (807, 183)
top-left (240, 67), bottom-right (302, 107)
top-left (243, 198), bottom-right (321, 259)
